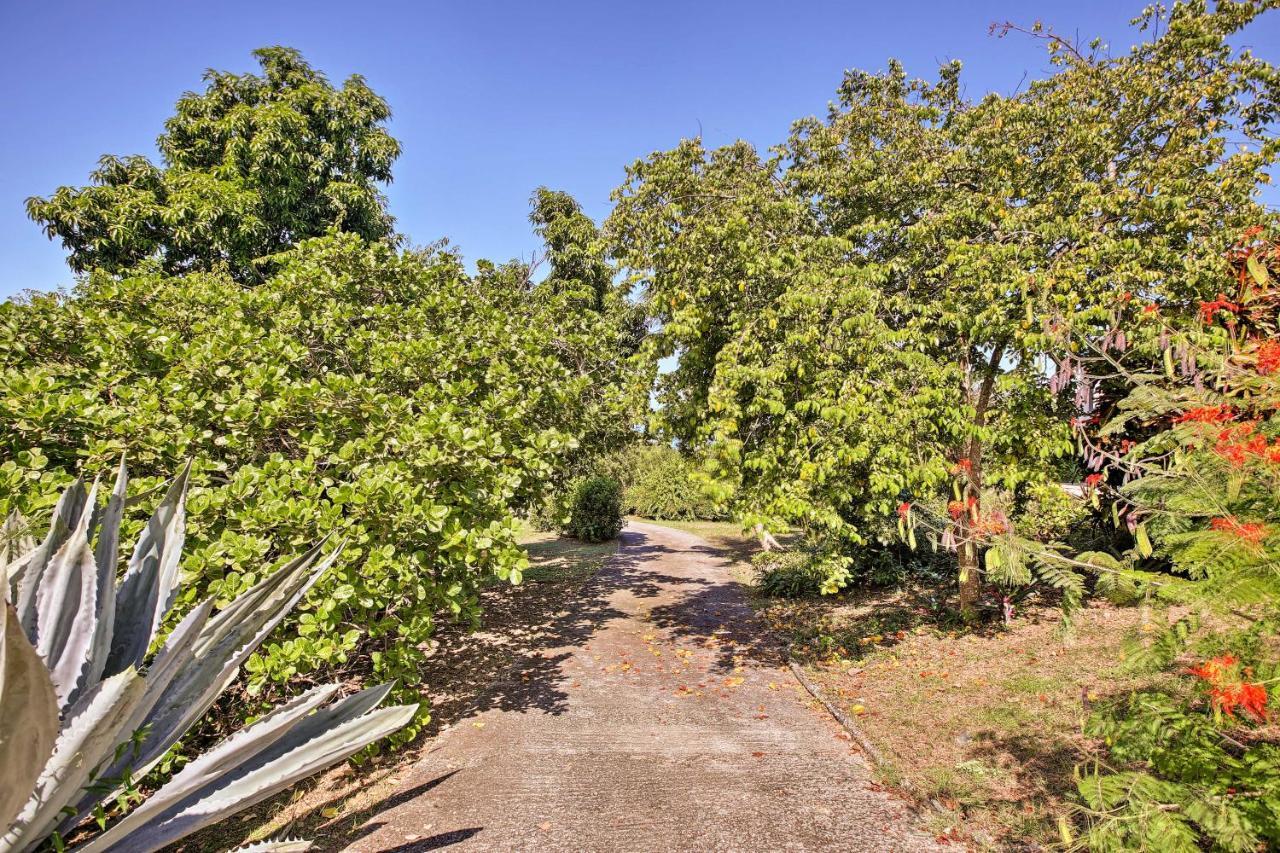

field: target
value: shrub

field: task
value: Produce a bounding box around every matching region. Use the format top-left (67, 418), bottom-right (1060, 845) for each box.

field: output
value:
top-left (1036, 232), bottom-right (1280, 850)
top-left (0, 463), bottom-right (414, 853)
top-left (566, 476), bottom-right (624, 542)
top-left (1013, 482), bottom-right (1089, 543)
top-left (754, 542), bottom-right (851, 598)
top-left (0, 233), bottom-right (630, 744)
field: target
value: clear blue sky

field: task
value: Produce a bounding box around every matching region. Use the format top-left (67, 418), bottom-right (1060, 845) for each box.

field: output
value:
top-left (2, 0), bottom-right (1278, 299)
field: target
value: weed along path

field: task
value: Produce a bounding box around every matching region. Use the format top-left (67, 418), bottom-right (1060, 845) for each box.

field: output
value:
top-left (347, 522), bottom-right (944, 852)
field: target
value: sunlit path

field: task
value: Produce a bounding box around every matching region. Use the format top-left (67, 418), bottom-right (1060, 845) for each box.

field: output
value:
top-left (346, 522), bottom-right (943, 852)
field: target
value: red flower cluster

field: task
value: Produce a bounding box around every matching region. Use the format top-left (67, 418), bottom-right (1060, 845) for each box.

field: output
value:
top-left (952, 458), bottom-right (973, 475)
top-left (1174, 405), bottom-right (1236, 425)
top-left (1199, 293), bottom-right (1240, 323)
top-left (972, 512), bottom-right (1008, 536)
top-left (1210, 516), bottom-right (1269, 546)
top-left (1256, 340), bottom-right (1280, 376)
top-left (947, 496), bottom-right (978, 520)
top-left (1213, 421), bottom-right (1280, 467)
top-left (1084, 473), bottom-right (1104, 489)
top-left (897, 501), bottom-right (911, 519)
top-left (1187, 654), bottom-right (1270, 722)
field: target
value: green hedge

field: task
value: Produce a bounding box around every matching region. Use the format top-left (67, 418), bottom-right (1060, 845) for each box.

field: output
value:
top-left (0, 233), bottom-right (624, 744)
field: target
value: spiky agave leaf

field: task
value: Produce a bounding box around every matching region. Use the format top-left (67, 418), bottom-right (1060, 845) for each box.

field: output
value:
top-left (105, 462), bottom-right (189, 677)
top-left (120, 539), bottom-right (341, 779)
top-left (0, 603), bottom-right (59, 832)
top-left (81, 684), bottom-right (417, 853)
top-left (33, 481), bottom-right (100, 711)
top-left (61, 599), bottom-right (214, 833)
top-left (228, 838), bottom-right (315, 852)
top-left (84, 458), bottom-right (127, 695)
top-left (10, 477), bottom-right (89, 636)
top-left (3, 667), bottom-right (147, 850)
top-left (0, 464), bottom-right (414, 853)
top-left (1, 511), bottom-right (35, 583)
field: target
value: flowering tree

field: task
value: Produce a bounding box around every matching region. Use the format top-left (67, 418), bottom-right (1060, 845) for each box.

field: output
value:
top-left (1010, 233), bottom-right (1280, 850)
top-left (608, 1), bottom-right (1280, 618)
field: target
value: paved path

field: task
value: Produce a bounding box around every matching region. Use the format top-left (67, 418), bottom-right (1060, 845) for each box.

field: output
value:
top-left (348, 522), bottom-right (944, 852)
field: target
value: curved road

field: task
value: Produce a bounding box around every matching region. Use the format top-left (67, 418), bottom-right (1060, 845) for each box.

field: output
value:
top-left (348, 522), bottom-right (944, 852)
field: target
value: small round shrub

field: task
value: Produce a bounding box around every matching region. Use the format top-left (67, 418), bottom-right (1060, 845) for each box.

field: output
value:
top-left (567, 475), bottom-right (624, 542)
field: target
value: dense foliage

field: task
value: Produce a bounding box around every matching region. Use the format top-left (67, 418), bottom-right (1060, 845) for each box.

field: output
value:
top-left (598, 444), bottom-right (722, 521)
top-left (1059, 235), bottom-right (1280, 851)
top-left (607, 0), bottom-right (1280, 617)
top-left (0, 231), bottom-right (632, 741)
top-left (27, 48), bottom-right (399, 280)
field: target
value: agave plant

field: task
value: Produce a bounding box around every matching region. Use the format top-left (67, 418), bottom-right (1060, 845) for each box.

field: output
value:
top-left (0, 461), bottom-right (417, 852)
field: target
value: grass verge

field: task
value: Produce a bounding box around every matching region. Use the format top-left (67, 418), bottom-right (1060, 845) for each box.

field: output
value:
top-left (760, 590), bottom-right (1167, 849)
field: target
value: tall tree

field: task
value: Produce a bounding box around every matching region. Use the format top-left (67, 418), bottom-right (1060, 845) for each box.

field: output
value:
top-left (27, 47), bottom-right (399, 280)
top-left (529, 187), bottom-right (613, 311)
top-left (608, 0), bottom-right (1280, 617)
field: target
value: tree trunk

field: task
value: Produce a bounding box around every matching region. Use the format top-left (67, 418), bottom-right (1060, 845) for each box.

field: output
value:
top-left (956, 340), bottom-right (1006, 623)
top-left (957, 464), bottom-right (982, 622)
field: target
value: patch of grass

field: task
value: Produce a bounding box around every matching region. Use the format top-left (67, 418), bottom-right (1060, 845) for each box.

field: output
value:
top-left (1002, 672), bottom-right (1060, 695)
top-left (518, 525), bottom-right (619, 584)
top-left (785, 597), bottom-right (1169, 848)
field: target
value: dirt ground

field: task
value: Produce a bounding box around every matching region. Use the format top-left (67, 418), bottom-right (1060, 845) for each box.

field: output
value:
top-left (763, 589), bottom-right (1170, 849)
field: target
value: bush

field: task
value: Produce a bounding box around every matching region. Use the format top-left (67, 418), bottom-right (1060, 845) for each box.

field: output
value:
top-left (566, 476), bottom-right (624, 542)
top-left (1014, 482), bottom-right (1090, 543)
top-left (754, 542), bottom-right (852, 597)
top-left (1040, 232), bottom-right (1280, 849)
top-left (0, 233), bottom-right (630, 745)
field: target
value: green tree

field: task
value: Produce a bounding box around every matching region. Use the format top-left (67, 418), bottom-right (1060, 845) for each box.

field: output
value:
top-left (0, 233), bottom-right (613, 744)
top-left (530, 187), bottom-right (613, 311)
top-left (607, 1), bottom-right (1280, 617)
top-left (26, 47), bottom-right (399, 280)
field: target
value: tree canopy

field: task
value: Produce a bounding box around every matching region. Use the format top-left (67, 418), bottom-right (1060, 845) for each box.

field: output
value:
top-left (607, 0), bottom-right (1280, 612)
top-left (26, 47), bottom-right (400, 280)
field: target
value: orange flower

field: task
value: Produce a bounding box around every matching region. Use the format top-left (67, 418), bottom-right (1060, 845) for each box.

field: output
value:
top-left (1209, 516), bottom-right (1268, 546)
top-left (1175, 405), bottom-right (1235, 425)
top-left (1208, 679), bottom-right (1269, 721)
top-left (1187, 653), bottom-right (1238, 682)
top-left (1256, 340), bottom-right (1280, 376)
top-left (1199, 293), bottom-right (1240, 323)
top-left (1212, 421), bottom-right (1269, 467)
